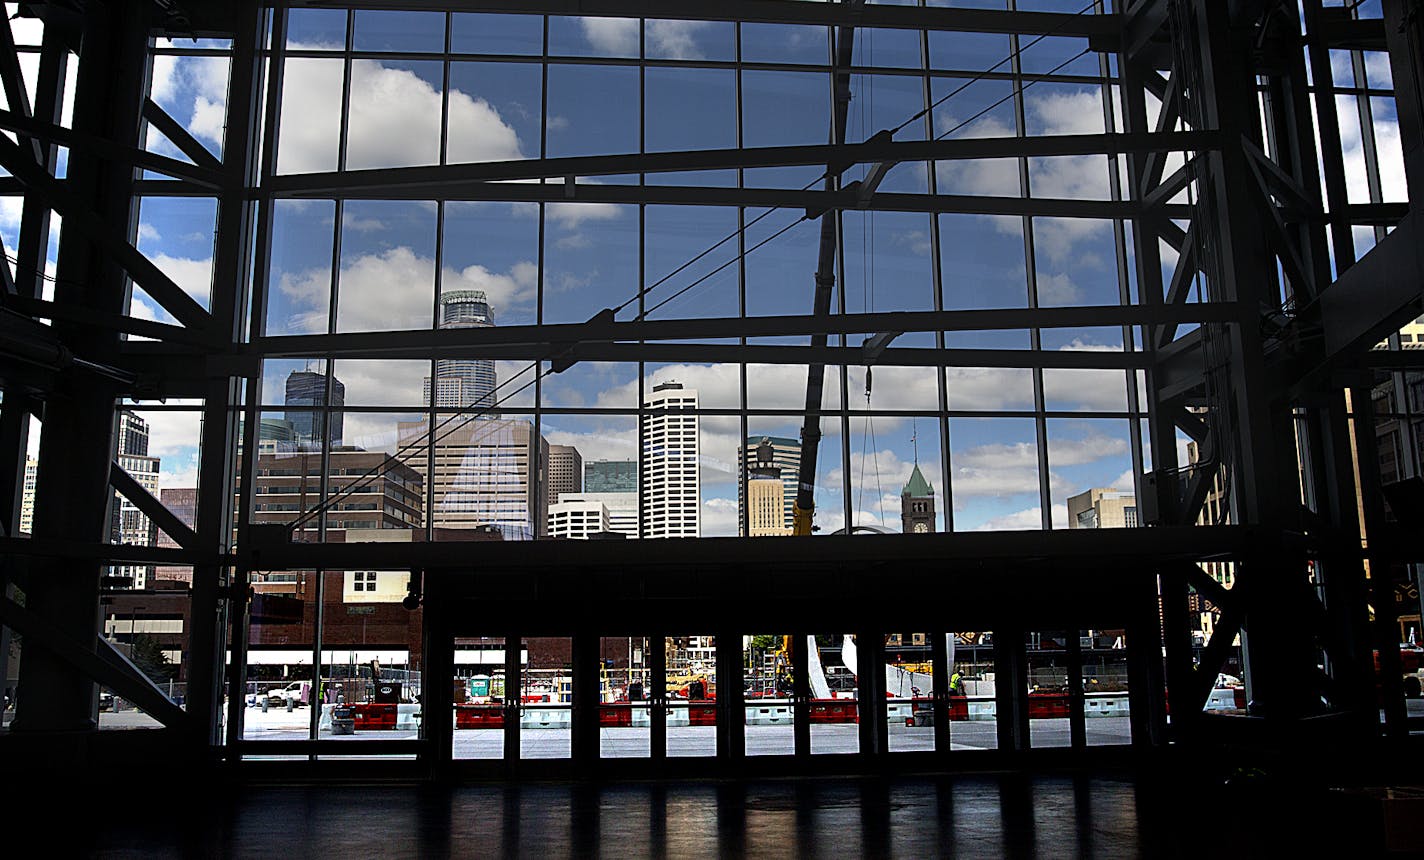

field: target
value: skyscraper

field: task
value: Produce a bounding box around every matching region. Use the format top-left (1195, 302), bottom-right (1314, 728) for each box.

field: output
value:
top-left (18, 457), bottom-right (37, 535)
top-left (641, 381), bottom-right (699, 539)
top-left (112, 410), bottom-right (159, 589)
top-left (284, 369), bottom-right (345, 449)
top-left (426, 290), bottom-right (497, 410)
top-left (745, 439), bottom-right (791, 536)
top-left (547, 444), bottom-right (583, 507)
top-left (737, 435), bottom-right (800, 536)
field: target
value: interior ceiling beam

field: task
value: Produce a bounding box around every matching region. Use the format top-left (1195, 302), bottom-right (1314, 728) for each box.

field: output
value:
top-left (249, 302), bottom-right (1245, 358)
top-left (266, 131), bottom-right (1215, 194)
top-left (123, 342), bottom-right (1147, 372)
top-left (0, 108), bottom-right (226, 188)
top-left (0, 534), bottom-right (223, 566)
top-left (0, 134), bottom-right (215, 333)
top-left (109, 461), bottom-right (200, 551)
top-left (270, 179), bottom-right (1185, 219)
top-left (283, 0), bottom-right (1122, 37)
top-left (1319, 207), bottom-right (1423, 365)
top-left (249, 524), bottom-right (1248, 577)
top-left (0, 593), bottom-right (188, 729)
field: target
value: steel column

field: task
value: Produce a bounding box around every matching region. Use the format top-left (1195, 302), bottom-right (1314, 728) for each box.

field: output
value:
top-left (11, 4), bottom-right (146, 734)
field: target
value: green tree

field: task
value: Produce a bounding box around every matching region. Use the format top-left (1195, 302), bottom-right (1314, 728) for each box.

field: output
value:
top-left (129, 634), bottom-right (173, 683)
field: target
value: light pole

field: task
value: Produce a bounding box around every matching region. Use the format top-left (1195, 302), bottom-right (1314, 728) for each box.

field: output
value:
top-left (126, 604), bottom-right (146, 711)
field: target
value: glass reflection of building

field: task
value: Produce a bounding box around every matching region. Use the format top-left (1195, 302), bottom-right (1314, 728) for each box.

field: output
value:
top-left (399, 417), bottom-right (548, 540)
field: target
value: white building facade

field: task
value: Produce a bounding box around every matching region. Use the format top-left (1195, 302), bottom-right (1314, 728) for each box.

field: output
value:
top-left (641, 382), bottom-right (699, 539)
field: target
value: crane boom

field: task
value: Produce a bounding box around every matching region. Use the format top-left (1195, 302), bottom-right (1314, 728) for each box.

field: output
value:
top-left (792, 3), bottom-right (861, 536)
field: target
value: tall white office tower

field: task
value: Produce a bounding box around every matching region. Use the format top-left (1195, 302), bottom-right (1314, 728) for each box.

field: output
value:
top-left (641, 381), bottom-right (699, 538)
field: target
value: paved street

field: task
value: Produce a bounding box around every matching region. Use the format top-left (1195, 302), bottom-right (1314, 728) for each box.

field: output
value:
top-left (218, 708), bottom-right (1134, 757)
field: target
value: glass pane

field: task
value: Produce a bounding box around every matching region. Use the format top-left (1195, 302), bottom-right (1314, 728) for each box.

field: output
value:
top-left (97, 591), bottom-right (186, 730)
top-left (952, 630), bottom-right (997, 750)
top-left (453, 636), bottom-right (508, 760)
top-left (419, 413), bottom-right (543, 540)
top-left (949, 418), bottom-right (1043, 532)
top-left (1084, 630), bottom-right (1132, 745)
top-left (265, 200), bottom-right (333, 336)
top-left (451, 14), bottom-right (542, 56)
top-left (887, 632), bottom-right (935, 752)
top-left (600, 635), bottom-right (651, 759)
top-left (744, 633), bottom-right (794, 756)
top-left (1049, 418), bottom-right (1136, 530)
top-left (521, 637), bottom-right (572, 759)
top-left (352, 10), bottom-right (445, 53)
top-left (546, 65), bottom-right (639, 157)
top-left (645, 68), bottom-right (736, 153)
top-left (317, 569), bottom-right (422, 740)
top-left (244, 570), bottom-right (316, 741)
top-left (276, 57), bottom-right (343, 174)
top-left (542, 203), bottom-right (638, 325)
top-left (336, 200), bottom-right (437, 332)
top-left (542, 413), bottom-right (638, 539)
top-left (287, 9), bottom-right (346, 50)
top-left (345, 60), bottom-right (444, 170)
top-left (666, 634), bottom-right (717, 757)
top-left (1027, 630), bottom-right (1070, 748)
top-left (446, 62), bottom-right (539, 163)
top-left (810, 633), bottom-right (857, 755)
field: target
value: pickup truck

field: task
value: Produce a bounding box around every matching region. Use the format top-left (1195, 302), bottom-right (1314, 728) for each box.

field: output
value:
top-left (263, 681), bottom-right (306, 707)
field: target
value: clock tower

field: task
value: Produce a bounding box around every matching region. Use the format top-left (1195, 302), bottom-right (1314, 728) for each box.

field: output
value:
top-left (901, 462), bottom-right (935, 533)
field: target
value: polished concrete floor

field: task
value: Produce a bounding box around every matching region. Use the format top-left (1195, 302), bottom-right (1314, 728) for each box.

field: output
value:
top-left (31, 769), bottom-right (1373, 858)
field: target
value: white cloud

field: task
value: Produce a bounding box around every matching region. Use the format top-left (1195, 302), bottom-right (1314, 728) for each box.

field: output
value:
top-left (972, 503), bottom-right (1068, 531)
top-left (1048, 433), bottom-right (1130, 465)
top-left (1030, 90), bottom-right (1104, 137)
top-left (341, 212), bottom-right (386, 232)
top-left (944, 433), bottom-right (1128, 506)
top-left (138, 223), bottom-right (161, 243)
top-left (148, 55), bottom-right (230, 147)
top-left (701, 495), bottom-right (739, 537)
top-left (134, 411), bottom-right (203, 458)
top-left (1042, 368), bottom-right (1129, 411)
top-left (936, 89), bottom-right (1114, 263)
top-left (1036, 271), bottom-right (1082, 305)
top-left (571, 18), bottom-right (717, 69)
top-left (944, 367), bottom-right (1035, 411)
top-left (1338, 97), bottom-right (1407, 205)
top-left (277, 59), bottom-right (524, 174)
top-left (189, 97), bottom-right (226, 143)
top-left (647, 20), bottom-right (711, 60)
top-left (580, 18), bottom-right (639, 56)
top-left (151, 253), bottom-right (214, 305)
top-left (278, 247), bottom-right (538, 336)
top-left (0, 195), bottom-right (24, 235)
top-left (545, 200), bottom-right (625, 228)
top-left (159, 454), bottom-right (200, 493)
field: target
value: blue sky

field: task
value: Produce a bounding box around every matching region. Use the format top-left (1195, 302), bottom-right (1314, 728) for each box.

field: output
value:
top-left (5, 8), bottom-right (1406, 535)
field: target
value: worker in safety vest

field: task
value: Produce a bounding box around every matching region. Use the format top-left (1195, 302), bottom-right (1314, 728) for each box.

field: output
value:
top-left (949, 670), bottom-right (964, 696)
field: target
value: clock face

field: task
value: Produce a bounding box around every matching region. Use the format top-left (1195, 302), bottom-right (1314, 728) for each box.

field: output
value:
top-left (913, 522), bottom-right (929, 533)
